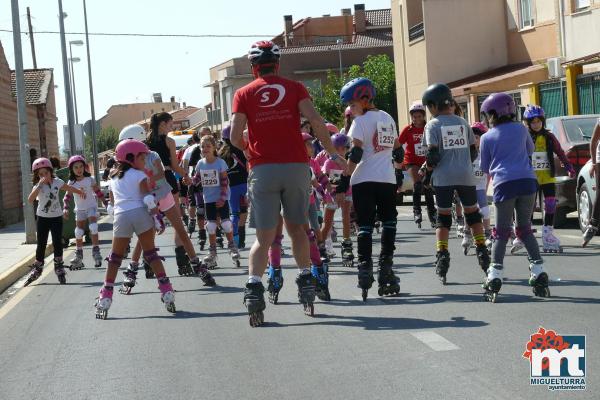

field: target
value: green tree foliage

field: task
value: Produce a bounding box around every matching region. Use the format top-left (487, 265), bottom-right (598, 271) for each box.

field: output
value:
top-left (84, 126), bottom-right (119, 160)
top-left (310, 54), bottom-right (397, 128)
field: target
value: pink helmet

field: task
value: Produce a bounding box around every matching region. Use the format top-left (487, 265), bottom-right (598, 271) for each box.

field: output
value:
top-left (409, 102), bottom-right (426, 114)
top-left (471, 122), bottom-right (489, 134)
top-left (68, 155), bottom-right (86, 169)
top-left (32, 157), bottom-right (53, 172)
top-left (344, 106), bottom-right (352, 117)
top-left (325, 123), bottom-right (339, 134)
top-left (301, 132), bottom-right (314, 142)
top-left (115, 139), bottom-right (149, 165)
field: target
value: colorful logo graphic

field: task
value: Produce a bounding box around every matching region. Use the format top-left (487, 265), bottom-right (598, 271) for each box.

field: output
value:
top-left (523, 327), bottom-right (586, 391)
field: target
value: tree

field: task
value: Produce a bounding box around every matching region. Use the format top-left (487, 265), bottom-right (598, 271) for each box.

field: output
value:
top-left (84, 126), bottom-right (119, 161)
top-left (309, 54), bottom-right (397, 127)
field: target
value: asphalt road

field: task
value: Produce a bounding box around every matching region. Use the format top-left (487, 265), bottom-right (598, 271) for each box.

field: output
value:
top-left (0, 207), bottom-right (597, 400)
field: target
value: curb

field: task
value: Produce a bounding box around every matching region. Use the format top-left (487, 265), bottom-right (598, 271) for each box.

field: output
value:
top-left (0, 244), bottom-right (54, 294)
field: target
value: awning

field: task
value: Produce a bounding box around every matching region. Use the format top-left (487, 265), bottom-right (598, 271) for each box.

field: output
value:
top-left (562, 51), bottom-right (600, 67)
top-left (449, 63), bottom-right (547, 97)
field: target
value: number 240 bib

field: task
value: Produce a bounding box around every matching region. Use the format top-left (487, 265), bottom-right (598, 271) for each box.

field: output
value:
top-left (441, 125), bottom-right (468, 150)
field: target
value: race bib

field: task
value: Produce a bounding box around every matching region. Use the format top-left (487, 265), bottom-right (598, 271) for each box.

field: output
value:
top-left (377, 121), bottom-right (397, 148)
top-left (532, 152), bottom-right (551, 171)
top-left (200, 169), bottom-right (219, 187)
top-left (473, 163), bottom-right (484, 178)
top-left (414, 143), bottom-right (427, 157)
top-left (441, 125), bottom-right (468, 149)
top-left (329, 169), bottom-right (343, 181)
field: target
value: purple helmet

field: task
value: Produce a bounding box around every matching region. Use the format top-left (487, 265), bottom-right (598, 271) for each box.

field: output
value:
top-left (222, 125), bottom-right (231, 140)
top-left (331, 133), bottom-right (349, 148)
top-left (523, 105), bottom-right (545, 120)
top-left (480, 93), bottom-right (516, 118)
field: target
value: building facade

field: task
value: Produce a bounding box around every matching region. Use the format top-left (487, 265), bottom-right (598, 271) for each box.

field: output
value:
top-left (204, 4), bottom-right (394, 131)
top-left (98, 97), bottom-right (181, 133)
top-left (1, 41), bottom-right (59, 227)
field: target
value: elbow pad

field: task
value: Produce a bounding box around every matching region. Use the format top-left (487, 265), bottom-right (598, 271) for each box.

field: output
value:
top-left (143, 194), bottom-right (157, 210)
top-left (348, 146), bottom-right (363, 164)
top-left (470, 145), bottom-right (478, 162)
top-left (426, 147), bottom-right (441, 168)
top-left (392, 147), bottom-right (404, 164)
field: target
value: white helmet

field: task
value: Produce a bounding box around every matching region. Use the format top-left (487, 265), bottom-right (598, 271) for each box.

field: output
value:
top-left (119, 124), bottom-right (146, 142)
top-left (409, 102), bottom-right (426, 114)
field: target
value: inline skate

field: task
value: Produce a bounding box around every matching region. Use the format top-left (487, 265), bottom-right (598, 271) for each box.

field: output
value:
top-left (69, 249), bottom-right (85, 270)
top-left (95, 285), bottom-right (113, 319)
top-left (311, 263), bottom-right (330, 301)
top-left (54, 258), bottom-right (66, 284)
top-left (266, 266), bottom-right (283, 304)
top-left (377, 255), bottom-right (400, 297)
top-left (461, 229), bottom-right (474, 255)
top-left (341, 238), bottom-right (354, 268)
top-left (435, 250), bottom-right (450, 285)
top-left (542, 226), bottom-right (562, 253)
top-left (92, 246), bottom-right (102, 268)
top-left (529, 259), bottom-right (550, 297)
top-left (582, 224), bottom-right (598, 247)
top-left (228, 242), bottom-right (241, 268)
top-left (296, 270), bottom-right (316, 316)
top-left (357, 260), bottom-right (375, 301)
top-left (413, 208), bottom-right (423, 229)
top-left (158, 276), bottom-right (176, 313)
top-left (198, 229), bottom-right (207, 251)
top-left (23, 262), bottom-right (43, 287)
top-left (192, 259), bottom-right (216, 286)
top-left (187, 218), bottom-right (196, 237)
top-left (175, 246), bottom-right (193, 276)
top-left (119, 262), bottom-right (138, 295)
top-left (203, 245), bottom-right (218, 270)
top-left (244, 281), bottom-right (266, 327)
top-left (483, 263), bottom-right (503, 303)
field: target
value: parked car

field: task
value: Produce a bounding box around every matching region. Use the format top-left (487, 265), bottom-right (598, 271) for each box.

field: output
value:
top-left (168, 131), bottom-right (194, 150)
top-left (544, 115), bottom-right (599, 227)
top-left (576, 160), bottom-right (596, 232)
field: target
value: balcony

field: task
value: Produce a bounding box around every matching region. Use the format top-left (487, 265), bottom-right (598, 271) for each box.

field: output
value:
top-left (408, 22), bottom-right (424, 42)
top-left (207, 108), bottom-right (222, 127)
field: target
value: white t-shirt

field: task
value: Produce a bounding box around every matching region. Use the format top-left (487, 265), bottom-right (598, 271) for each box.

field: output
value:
top-left (36, 177), bottom-right (65, 218)
top-left (69, 176), bottom-right (98, 211)
top-left (109, 169), bottom-right (148, 214)
top-left (473, 154), bottom-right (488, 191)
top-left (348, 110), bottom-right (397, 186)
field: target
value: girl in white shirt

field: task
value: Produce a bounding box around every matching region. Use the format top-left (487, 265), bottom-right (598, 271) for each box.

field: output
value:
top-left (95, 139), bottom-right (175, 319)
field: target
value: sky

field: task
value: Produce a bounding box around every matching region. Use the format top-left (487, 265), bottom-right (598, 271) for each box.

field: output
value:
top-left (0, 0), bottom-right (392, 149)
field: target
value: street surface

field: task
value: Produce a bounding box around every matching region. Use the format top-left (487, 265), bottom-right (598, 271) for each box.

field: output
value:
top-left (0, 206), bottom-right (597, 400)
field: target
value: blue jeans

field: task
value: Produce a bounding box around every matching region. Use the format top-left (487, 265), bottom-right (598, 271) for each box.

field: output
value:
top-left (230, 183), bottom-right (248, 235)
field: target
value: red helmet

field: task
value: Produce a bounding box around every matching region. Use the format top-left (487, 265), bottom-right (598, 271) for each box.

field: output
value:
top-left (115, 139), bottom-right (149, 166)
top-left (248, 41), bottom-right (281, 65)
top-left (325, 123), bottom-right (339, 134)
top-left (32, 157), bottom-right (53, 172)
top-left (471, 122), bottom-right (489, 134)
top-left (68, 155), bottom-right (86, 169)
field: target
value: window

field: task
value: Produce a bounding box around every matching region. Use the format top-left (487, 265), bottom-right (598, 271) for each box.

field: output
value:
top-left (519, 0), bottom-right (534, 29)
top-left (574, 0), bottom-right (591, 10)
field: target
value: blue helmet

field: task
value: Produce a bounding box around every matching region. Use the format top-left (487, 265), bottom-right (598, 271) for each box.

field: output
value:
top-left (340, 77), bottom-right (376, 104)
top-left (523, 104), bottom-right (545, 120)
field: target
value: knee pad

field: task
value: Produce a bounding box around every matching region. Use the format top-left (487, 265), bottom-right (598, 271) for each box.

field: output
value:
top-left (143, 248), bottom-right (165, 264)
top-left (89, 222), bottom-right (98, 235)
top-left (495, 227), bottom-right (512, 241)
top-left (105, 251), bottom-right (123, 267)
top-left (436, 213), bottom-right (452, 230)
top-left (357, 226), bottom-right (373, 239)
top-left (479, 206), bottom-right (490, 220)
top-left (74, 227), bottom-right (85, 240)
top-left (544, 196), bottom-right (557, 214)
top-left (221, 219), bottom-right (233, 234)
top-left (465, 210), bottom-right (483, 226)
top-left (515, 224), bottom-right (533, 239)
top-left (143, 194), bottom-right (157, 210)
top-left (413, 181), bottom-right (423, 194)
top-left (196, 207), bottom-right (205, 219)
top-left (206, 221), bottom-right (218, 235)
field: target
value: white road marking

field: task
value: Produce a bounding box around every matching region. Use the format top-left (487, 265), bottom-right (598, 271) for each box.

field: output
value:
top-left (411, 331), bottom-right (460, 351)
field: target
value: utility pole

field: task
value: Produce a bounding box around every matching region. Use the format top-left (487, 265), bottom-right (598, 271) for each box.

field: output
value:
top-left (26, 7), bottom-right (37, 69)
top-left (11, 0), bottom-right (36, 243)
top-left (83, 0), bottom-right (100, 183)
top-left (58, 0), bottom-right (76, 156)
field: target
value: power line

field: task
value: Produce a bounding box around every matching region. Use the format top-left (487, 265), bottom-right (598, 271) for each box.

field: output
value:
top-left (0, 28), bottom-right (358, 40)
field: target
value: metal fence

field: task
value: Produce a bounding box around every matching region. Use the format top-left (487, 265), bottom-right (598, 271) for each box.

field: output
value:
top-left (539, 79), bottom-right (567, 118)
top-left (409, 22), bottom-right (424, 42)
top-left (577, 72), bottom-right (600, 115)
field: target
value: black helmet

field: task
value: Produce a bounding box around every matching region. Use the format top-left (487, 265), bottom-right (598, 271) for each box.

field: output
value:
top-left (422, 83), bottom-right (453, 109)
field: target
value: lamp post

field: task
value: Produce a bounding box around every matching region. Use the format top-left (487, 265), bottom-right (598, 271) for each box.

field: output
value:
top-left (58, 0), bottom-right (76, 156)
top-left (336, 39), bottom-right (343, 79)
top-left (68, 40), bottom-right (83, 124)
top-left (83, 0), bottom-right (100, 183)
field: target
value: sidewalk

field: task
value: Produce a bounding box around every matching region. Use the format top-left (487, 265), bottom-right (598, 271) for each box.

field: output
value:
top-left (0, 222), bottom-right (53, 294)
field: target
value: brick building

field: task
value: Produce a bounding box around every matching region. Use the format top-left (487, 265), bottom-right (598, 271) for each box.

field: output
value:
top-left (98, 96), bottom-right (181, 133)
top-left (0, 41), bottom-right (59, 227)
top-left (204, 4), bottom-right (393, 131)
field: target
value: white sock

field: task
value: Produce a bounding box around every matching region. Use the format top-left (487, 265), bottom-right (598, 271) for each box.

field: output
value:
top-left (247, 275), bottom-right (261, 284)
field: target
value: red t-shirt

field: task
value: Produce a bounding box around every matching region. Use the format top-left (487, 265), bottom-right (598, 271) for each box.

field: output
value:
top-left (398, 124), bottom-right (426, 165)
top-left (232, 75), bottom-right (310, 169)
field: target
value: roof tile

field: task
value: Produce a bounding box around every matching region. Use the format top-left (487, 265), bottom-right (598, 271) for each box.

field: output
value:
top-left (10, 68), bottom-right (53, 105)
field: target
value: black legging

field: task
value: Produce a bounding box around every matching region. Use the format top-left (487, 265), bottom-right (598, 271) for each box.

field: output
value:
top-left (36, 216), bottom-right (63, 262)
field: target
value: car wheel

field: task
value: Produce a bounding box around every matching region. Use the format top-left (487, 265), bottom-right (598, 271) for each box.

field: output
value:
top-left (578, 183), bottom-right (593, 232)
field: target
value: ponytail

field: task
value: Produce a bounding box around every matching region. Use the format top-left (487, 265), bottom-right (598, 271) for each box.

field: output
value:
top-left (146, 112), bottom-right (173, 144)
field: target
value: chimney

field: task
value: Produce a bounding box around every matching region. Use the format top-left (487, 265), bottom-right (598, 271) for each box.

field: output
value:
top-left (354, 4), bottom-right (366, 33)
top-left (341, 8), bottom-right (351, 16)
top-left (284, 15), bottom-right (293, 46)
top-left (152, 92), bottom-right (162, 103)
top-left (170, 96), bottom-right (176, 110)
top-left (183, 101), bottom-right (187, 108)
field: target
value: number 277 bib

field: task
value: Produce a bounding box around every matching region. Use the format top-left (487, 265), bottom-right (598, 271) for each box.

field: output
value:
top-left (441, 125), bottom-right (468, 150)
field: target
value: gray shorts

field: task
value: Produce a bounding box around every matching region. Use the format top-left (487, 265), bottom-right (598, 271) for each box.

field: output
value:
top-left (248, 163), bottom-right (311, 230)
top-left (113, 207), bottom-right (154, 238)
top-left (75, 207), bottom-right (97, 221)
top-left (308, 202), bottom-right (320, 231)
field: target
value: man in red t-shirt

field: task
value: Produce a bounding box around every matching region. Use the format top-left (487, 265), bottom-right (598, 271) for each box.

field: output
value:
top-left (230, 41), bottom-right (343, 325)
top-left (398, 102), bottom-right (436, 228)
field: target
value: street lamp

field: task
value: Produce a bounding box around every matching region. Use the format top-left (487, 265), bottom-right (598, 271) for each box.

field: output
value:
top-left (69, 40), bottom-right (84, 124)
top-left (336, 39), bottom-right (343, 79)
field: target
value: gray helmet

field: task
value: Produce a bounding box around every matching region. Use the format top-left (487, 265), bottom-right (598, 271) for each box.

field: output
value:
top-left (422, 83), bottom-right (453, 109)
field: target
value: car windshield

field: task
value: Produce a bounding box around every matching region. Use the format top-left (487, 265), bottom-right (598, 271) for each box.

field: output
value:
top-left (562, 117), bottom-right (598, 142)
top-left (169, 134), bottom-right (193, 150)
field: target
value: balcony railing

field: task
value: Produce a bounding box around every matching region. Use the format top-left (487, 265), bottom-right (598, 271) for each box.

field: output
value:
top-left (207, 108), bottom-right (222, 127)
top-left (408, 22), bottom-right (424, 42)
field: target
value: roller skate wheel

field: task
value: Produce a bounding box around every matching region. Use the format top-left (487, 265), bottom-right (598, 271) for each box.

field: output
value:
top-left (235, 260), bottom-right (241, 268)
top-left (166, 303), bottom-right (176, 313)
top-left (440, 276), bottom-right (447, 285)
top-left (119, 286), bottom-right (132, 295)
top-left (96, 310), bottom-right (107, 320)
top-left (362, 289), bottom-right (368, 302)
top-left (463, 247), bottom-right (469, 256)
top-left (378, 287), bottom-right (384, 296)
top-left (249, 311), bottom-right (264, 327)
top-left (58, 275), bottom-right (66, 284)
